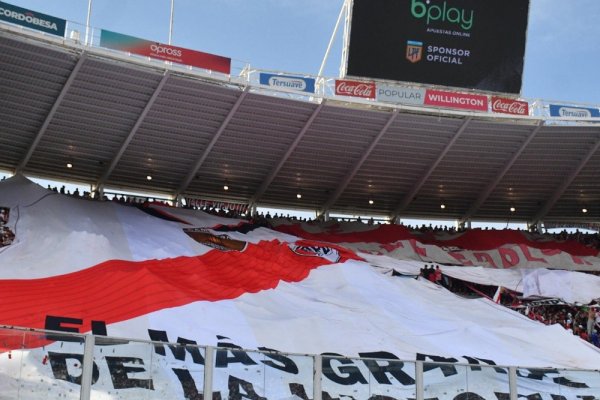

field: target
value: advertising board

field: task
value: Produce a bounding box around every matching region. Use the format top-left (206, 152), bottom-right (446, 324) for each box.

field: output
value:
top-left (549, 104), bottom-right (600, 118)
top-left (259, 73), bottom-right (316, 93)
top-left (491, 96), bottom-right (529, 116)
top-left (424, 89), bottom-right (488, 111)
top-left (346, 0), bottom-right (530, 94)
top-left (0, 1), bottom-right (66, 37)
top-left (100, 30), bottom-right (231, 74)
top-left (335, 79), bottom-right (376, 99)
top-left (377, 83), bottom-right (425, 105)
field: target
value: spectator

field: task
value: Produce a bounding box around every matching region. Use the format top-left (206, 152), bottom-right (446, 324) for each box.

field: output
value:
top-left (434, 266), bottom-right (442, 285)
top-left (588, 308), bottom-right (596, 336)
top-left (0, 208), bottom-right (7, 225)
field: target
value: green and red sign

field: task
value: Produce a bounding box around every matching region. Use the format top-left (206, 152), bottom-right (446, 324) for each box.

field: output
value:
top-left (100, 30), bottom-right (231, 74)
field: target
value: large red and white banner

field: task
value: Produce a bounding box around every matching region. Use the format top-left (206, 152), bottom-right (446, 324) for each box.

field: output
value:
top-left (335, 79), bottom-right (376, 99)
top-left (424, 89), bottom-right (489, 111)
top-left (0, 176), bottom-right (599, 399)
top-left (491, 96), bottom-right (529, 116)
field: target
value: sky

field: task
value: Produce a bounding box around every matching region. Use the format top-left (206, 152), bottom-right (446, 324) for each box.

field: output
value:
top-left (6, 0), bottom-right (600, 105)
top-left (2, 0), bottom-right (600, 226)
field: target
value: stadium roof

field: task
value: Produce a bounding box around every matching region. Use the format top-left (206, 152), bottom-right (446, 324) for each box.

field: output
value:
top-left (1, 26), bottom-right (600, 224)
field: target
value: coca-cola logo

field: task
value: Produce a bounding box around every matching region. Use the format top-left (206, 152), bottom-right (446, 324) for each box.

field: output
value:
top-left (491, 97), bottom-right (529, 116)
top-left (335, 80), bottom-right (376, 99)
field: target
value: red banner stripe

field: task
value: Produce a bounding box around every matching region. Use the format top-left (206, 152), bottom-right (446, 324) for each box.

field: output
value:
top-left (0, 240), bottom-right (360, 348)
top-left (273, 224), bottom-right (599, 257)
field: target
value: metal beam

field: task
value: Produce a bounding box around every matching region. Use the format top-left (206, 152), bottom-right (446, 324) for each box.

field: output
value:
top-left (79, 334), bottom-right (95, 400)
top-left (250, 101), bottom-right (325, 204)
top-left (531, 133), bottom-right (600, 224)
top-left (460, 120), bottom-right (543, 223)
top-left (390, 117), bottom-right (472, 219)
top-left (317, 0), bottom-right (347, 78)
top-left (174, 87), bottom-right (249, 197)
top-left (96, 71), bottom-right (170, 189)
top-left (320, 109), bottom-right (398, 214)
top-left (16, 53), bottom-right (87, 174)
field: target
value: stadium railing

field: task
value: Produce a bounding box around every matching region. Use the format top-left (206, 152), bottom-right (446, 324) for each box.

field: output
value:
top-left (1, 325), bottom-right (599, 400)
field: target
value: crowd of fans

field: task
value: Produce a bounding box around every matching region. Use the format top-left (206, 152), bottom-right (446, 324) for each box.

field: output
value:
top-left (27, 185), bottom-right (600, 258)
top-left (548, 229), bottom-right (600, 249)
top-left (186, 205), bottom-right (247, 220)
top-left (522, 303), bottom-right (600, 345)
top-left (427, 270), bottom-right (600, 348)
top-left (0, 207), bottom-right (14, 248)
top-left (42, 183), bottom-right (600, 251)
top-left (46, 185), bottom-right (148, 205)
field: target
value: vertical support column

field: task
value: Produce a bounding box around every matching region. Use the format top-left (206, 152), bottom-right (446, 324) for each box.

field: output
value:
top-left (79, 334), bottom-right (95, 400)
top-left (168, 0), bottom-right (175, 45)
top-left (313, 354), bottom-right (322, 400)
top-left (204, 346), bottom-right (215, 400)
top-left (97, 185), bottom-right (104, 200)
top-left (339, 0), bottom-right (352, 78)
top-left (457, 219), bottom-right (471, 230)
top-left (317, 1), bottom-right (347, 79)
top-left (85, 0), bottom-right (93, 46)
top-left (415, 361), bottom-right (424, 400)
top-left (247, 203), bottom-right (257, 218)
top-left (175, 194), bottom-right (184, 208)
top-left (509, 366), bottom-right (518, 400)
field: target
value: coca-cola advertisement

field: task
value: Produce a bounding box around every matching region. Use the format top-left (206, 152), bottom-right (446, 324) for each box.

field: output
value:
top-left (491, 97), bottom-right (529, 116)
top-left (335, 79), bottom-right (376, 99)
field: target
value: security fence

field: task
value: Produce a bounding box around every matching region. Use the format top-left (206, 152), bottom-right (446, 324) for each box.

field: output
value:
top-left (1, 326), bottom-right (599, 400)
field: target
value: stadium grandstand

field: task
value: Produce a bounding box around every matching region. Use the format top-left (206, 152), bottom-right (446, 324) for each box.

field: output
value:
top-left (0, 1), bottom-right (599, 399)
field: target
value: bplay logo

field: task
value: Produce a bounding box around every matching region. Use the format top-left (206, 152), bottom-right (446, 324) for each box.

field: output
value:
top-left (411, 0), bottom-right (475, 30)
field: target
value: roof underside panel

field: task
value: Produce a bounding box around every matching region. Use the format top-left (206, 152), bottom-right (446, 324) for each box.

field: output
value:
top-left (476, 127), bottom-right (600, 221)
top-left (546, 144), bottom-right (600, 222)
top-left (261, 105), bottom-right (390, 209)
top-left (1, 28), bottom-right (600, 222)
top-left (27, 58), bottom-right (164, 183)
top-left (405, 120), bottom-right (537, 219)
top-left (108, 76), bottom-right (241, 193)
top-left (334, 113), bottom-right (464, 215)
top-left (190, 93), bottom-right (318, 201)
top-left (0, 35), bottom-right (78, 170)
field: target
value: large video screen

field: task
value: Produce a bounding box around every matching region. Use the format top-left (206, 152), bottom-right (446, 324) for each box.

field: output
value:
top-left (346, 0), bottom-right (530, 94)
